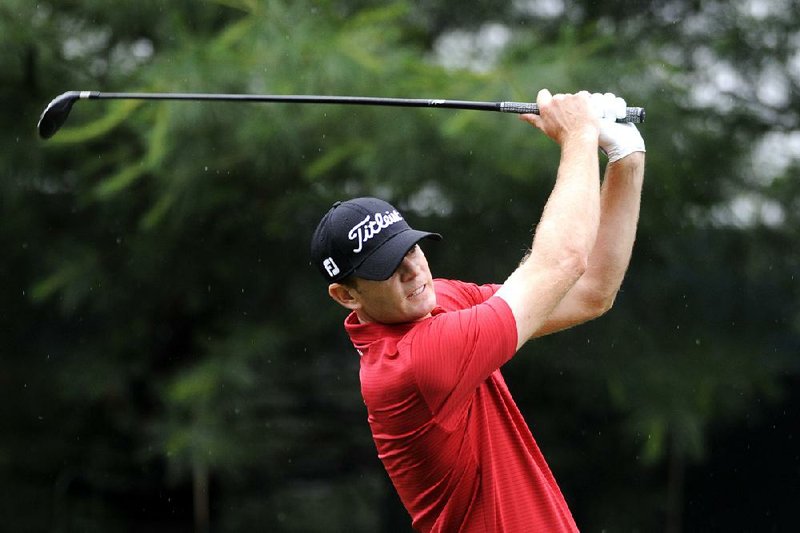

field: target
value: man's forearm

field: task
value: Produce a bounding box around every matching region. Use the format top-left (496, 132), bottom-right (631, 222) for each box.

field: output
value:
top-left (581, 152), bottom-right (645, 298)
top-left (497, 131), bottom-right (601, 349)
top-left (533, 131), bottom-right (602, 267)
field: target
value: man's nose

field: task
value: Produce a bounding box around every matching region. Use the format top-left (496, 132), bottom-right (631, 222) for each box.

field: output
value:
top-left (398, 256), bottom-right (421, 281)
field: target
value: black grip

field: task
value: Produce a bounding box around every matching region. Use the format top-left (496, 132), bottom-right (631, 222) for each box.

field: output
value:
top-left (499, 101), bottom-right (645, 124)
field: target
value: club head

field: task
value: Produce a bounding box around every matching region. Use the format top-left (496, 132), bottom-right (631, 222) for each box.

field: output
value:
top-left (37, 91), bottom-right (81, 139)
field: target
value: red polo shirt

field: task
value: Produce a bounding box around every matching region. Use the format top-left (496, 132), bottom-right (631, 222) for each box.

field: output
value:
top-left (345, 279), bottom-right (578, 532)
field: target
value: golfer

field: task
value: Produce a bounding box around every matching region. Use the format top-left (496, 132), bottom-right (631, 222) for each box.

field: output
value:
top-left (310, 89), bottom-right (645, 532)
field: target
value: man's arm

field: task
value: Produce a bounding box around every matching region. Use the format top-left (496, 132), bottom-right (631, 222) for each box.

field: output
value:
top-left (530, 150), bottom-right (645, 338)
top-left (495, 89), bottom-right (602, 350)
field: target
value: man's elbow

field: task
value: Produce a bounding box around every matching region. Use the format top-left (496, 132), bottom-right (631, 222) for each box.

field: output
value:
top-left (558, 248), bottom-right (590, 284)
top-left (583, 288), bottom-right (618, 319)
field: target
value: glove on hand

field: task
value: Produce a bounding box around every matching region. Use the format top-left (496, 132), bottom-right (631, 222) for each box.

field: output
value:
top-left (591, 92), bottom-right (646, 163)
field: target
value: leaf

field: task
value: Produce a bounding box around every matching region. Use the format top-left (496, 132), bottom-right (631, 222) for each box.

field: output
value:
top-left (305, 141), bottom-right (363, 180)
top-left (30, 262), bottom-right (85, 302)
top-left (93, 104), bottom-right (170, 200)
top-left (140, 191), bottom-right (176, 230)
top-left (47, 99), bottom-right (143, 145)
top-left (641, 417), bottom-right (666, 464)
top-left (93, 162), bottom-right (147, 199)
top-left (168, 365), bottom-right (219, 405)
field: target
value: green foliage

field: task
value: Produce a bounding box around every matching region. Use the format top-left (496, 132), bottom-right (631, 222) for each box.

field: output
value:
top-left (2, 0), bottom-right (798, 531)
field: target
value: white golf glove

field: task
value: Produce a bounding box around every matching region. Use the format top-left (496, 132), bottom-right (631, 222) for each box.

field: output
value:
top-left (591, 92), bottom-right (646, 163)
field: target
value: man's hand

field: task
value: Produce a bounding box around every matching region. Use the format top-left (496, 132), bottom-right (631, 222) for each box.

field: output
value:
top-left (591, 92), bottom-right (646, 163)
top-left (519, 89), bottom-right (600, 146)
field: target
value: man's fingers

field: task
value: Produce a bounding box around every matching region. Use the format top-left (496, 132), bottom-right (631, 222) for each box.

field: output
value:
top-left (611, 95), bottom-right (627, 120)
top-left (590, 93), bottom-right (605, 119)
top-left (537, 88), bottom-right (553, 107)
top-left (591, 92), bottom-right (628, 121)
top-left (518, 88), bottom-right (552, 126)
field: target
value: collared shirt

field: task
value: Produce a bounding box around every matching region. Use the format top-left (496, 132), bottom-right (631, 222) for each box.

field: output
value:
top-left (345, 279), bottom-right (578, 532)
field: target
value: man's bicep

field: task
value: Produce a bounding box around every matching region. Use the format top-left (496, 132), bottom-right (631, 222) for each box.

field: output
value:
top-left (525, 280), bottom-right (602, 337)
top-left (495, 257), bottom-right (587, 349)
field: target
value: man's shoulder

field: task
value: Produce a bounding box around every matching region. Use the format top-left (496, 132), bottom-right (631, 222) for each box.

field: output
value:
top-left (434, 278), bottom-right (501, 310)
top-left (433, 278), bottom-right (471, 303)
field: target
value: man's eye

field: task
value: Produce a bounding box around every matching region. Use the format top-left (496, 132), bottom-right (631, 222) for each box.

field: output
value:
top-left (406, 245), bottom-right (418, 256)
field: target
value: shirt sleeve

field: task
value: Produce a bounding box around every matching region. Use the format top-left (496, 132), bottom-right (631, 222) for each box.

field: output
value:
top-left (433, 279), bottom-right (502, 310)
top-left (402, 295), bottom-right (518, 429)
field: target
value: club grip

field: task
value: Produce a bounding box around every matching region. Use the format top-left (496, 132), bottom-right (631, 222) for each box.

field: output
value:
top-left (500, 101), bottom-right (645, 123)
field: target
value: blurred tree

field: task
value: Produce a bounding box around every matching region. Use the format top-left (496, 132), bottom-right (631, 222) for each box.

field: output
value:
top-left (1, 0), bottom-right (798, 531)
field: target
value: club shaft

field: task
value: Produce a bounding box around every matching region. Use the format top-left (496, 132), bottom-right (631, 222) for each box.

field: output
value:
top-left (84, 91), bottom-right (502, 111)
top-left (77, 91), bottom-right (645, 123)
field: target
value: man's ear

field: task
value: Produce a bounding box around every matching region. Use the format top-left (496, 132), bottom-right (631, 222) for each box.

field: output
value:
top-left (328, 283), bottom-right (362, 311)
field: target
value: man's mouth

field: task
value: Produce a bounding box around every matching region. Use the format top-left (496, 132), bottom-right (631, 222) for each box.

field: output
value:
top-left (408, 284), bottom-right (425, 299)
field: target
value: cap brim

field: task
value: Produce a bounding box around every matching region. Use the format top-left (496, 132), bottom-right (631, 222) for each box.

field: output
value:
top-left (353, 228), bottom-right (441, 281)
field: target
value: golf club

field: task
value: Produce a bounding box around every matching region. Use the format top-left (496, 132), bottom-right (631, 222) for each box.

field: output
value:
top-left (37, 90), bottom-right (646, 140)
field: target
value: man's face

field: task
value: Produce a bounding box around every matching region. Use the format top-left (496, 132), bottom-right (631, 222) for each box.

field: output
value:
top-left (348, 244), bottom-right (436, 324)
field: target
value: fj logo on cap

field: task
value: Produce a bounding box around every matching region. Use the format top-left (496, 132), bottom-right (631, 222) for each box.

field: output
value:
top-left (323, 257), bottom-right (340, 277)
top-left (348, 210), bottom-right (403, 253)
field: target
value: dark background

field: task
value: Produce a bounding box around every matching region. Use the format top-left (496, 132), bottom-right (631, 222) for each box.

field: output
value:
top-left (2, 0), bottom-right (798, 531)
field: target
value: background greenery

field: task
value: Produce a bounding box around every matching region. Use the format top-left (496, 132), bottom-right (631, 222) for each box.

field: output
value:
top-left (2, 0), bottom-right (798, 531)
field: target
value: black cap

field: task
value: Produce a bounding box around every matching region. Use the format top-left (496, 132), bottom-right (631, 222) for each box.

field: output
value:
top-left (310, 197), bottom-right (441, 282)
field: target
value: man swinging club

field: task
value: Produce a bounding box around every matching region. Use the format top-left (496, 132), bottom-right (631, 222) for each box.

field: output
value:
top-left (310, 89), bottom-right (646, 532)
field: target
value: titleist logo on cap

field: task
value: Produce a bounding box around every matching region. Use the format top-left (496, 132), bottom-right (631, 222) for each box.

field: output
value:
top-left (348, 210), bottom-right (403, 253)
